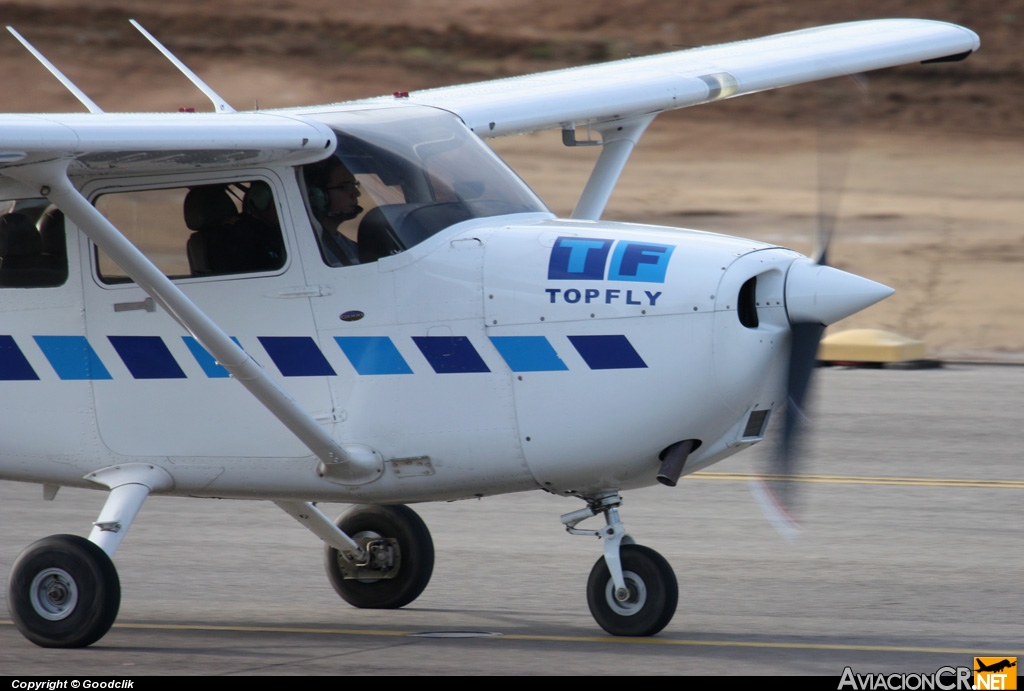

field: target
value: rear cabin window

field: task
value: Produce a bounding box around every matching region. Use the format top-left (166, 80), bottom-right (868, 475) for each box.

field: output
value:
top-left (0, 198), bottom-right (68, 288)
top-left (94, 180), bottom-right (285, 284)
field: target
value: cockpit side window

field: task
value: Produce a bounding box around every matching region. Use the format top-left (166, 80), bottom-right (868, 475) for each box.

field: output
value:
top-left (0, 198), bottom-right (68, 288)
top-left (300, 107), bottom-right (548, 268)
top-left (94, 180), bottom-right (285, 283)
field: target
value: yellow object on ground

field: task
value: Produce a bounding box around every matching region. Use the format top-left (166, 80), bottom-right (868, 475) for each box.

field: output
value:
top-left (818, 329), bottom-right (928, 363)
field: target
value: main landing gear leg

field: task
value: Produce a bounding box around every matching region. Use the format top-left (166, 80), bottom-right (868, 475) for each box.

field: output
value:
top-left (7, 464), bottom-right (173, 648)
top-left (561, 492), bottom-right (678, 637)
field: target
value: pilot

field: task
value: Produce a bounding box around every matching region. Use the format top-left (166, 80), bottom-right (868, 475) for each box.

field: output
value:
top-left (306, 157), bottom-right (363, 266)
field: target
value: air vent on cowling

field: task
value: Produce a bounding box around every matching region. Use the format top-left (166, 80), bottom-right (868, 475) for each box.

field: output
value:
top-left (738, 276), bottom-right (758, 328)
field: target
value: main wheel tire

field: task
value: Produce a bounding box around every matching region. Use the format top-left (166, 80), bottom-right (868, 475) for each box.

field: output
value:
top-left (325, 504), bottom-right (434, 609)
top-left (586, 544), bottom-right (678, 637)
top-left (8, 534), bottom-right (121, 648)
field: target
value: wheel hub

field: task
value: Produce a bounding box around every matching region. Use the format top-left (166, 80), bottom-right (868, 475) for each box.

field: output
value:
top-left (604, 570), bottom-right (646, 616)
top-left (336, 531), bottom-right (401, 581)
top-left (29, 568), bottom-right (79, 621)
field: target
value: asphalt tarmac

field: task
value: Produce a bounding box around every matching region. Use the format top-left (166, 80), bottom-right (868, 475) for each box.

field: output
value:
top-left (0, 364), bottom-right (1021, 675)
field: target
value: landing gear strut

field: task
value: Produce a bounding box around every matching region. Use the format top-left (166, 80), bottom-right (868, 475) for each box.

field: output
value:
top-left (562, 493), bottom-right (678, 637)
top-left (7, 464), bottom-right (172, 648)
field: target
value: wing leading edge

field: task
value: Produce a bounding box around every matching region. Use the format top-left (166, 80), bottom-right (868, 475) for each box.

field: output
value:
top-left (303, 19), bottom-right (979, 138)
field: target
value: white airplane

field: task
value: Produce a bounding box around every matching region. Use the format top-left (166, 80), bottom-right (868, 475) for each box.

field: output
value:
top-left (0, 18), bottom-right (977, 647)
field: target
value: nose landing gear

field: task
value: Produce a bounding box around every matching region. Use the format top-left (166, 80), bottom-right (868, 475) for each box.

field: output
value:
top-left (562, 493), bottom-right (677, 637)
top-left (586, 543), bottom-right (677, 637)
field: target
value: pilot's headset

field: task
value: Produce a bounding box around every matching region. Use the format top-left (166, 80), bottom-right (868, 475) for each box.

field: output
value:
top-left (305, 160), bottom-right (332, 217)
top-left (244, 181), bottom-right (274, 216)
top-left (308, 182), bottom-right (328, 217)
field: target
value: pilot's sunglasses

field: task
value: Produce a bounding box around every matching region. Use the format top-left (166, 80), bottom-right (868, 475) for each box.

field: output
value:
top-left (327, 181), bottom-right (360, 191)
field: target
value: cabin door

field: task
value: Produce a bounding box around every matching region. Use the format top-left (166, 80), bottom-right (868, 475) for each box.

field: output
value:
top-left (81, 172), bottom-right (334, 460)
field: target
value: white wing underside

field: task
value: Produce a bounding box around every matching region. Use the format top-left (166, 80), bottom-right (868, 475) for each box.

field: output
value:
top-left (296, 19), bottom-right (979, 138)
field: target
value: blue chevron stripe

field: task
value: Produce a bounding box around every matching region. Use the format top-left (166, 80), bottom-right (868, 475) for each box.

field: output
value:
top-left (489, 336), bottom-right (568, 372)
top-left (11, 333), bottom-right (649, 379)
top-left (183, 336), bottom-right (245, 378)
top-left (335, 336), bottom-right (413, 375)
top-left (35, 335), bottom-right (111, 380)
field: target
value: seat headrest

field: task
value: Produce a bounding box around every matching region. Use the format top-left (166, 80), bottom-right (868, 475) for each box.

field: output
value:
top-left (183, 186), bottom-right (237, 231)
top-left (38, 207), bottom-right (66, 254)
top-left (0, 213), bottom-right (42, 256)
top-left (244, 181), bottom-right (274, 215)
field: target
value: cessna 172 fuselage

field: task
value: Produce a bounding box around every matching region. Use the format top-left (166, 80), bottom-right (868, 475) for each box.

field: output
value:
top-left (0, 18), bottom-right (978, 646)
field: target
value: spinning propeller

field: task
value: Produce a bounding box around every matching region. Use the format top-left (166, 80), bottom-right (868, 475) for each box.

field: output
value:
top-left (752, 74), bottom-right (890, 539)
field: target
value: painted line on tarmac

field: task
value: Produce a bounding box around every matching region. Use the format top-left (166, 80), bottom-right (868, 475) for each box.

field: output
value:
top-left (2, 620), bottom-right (1016, 656)
top-left (689, 472), bottom-right (1024, 489)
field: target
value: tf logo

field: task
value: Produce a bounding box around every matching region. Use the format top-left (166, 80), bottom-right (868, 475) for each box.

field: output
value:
top-left (975, 657), bottom-right (1017, 690)
top-left (547, 237), bottom-right (675, 283)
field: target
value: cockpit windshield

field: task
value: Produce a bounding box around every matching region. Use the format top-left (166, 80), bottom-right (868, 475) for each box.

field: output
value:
top-left (301, 106), bottom-right (548, 266)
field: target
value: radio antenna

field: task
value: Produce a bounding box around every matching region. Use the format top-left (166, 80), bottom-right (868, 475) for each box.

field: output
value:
top-left (7, 26), bottom-right (104, 113)
top-left (129, 19), bottom-right (236, 113)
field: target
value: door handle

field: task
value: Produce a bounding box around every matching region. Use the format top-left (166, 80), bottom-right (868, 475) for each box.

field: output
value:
top-left (113, 297), bottom-right (156, 313)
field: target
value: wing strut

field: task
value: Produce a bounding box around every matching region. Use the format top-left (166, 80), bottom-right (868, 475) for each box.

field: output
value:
top-left (6, 27), bottom-right (103, 114)
top-left (129, 19), bottom-right (236, 114)
top-left (6, 161), bottom-right (381, 485)
top-left (570, 115), bottom-right (654, 221)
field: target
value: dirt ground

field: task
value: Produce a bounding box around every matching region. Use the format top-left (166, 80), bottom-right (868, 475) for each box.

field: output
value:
top-left (1, 1), bottom-right (1021, 358)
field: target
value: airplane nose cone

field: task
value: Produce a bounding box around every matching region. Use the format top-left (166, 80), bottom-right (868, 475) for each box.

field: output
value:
top-left (784, 259), bottom-right (894, 326)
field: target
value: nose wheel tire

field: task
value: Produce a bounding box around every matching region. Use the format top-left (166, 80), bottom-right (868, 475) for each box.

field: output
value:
top-left (586, 544), bottom-right (677, 637)
top-left (325, 504), bottom-right (434, 609)
top-left (8, 534), bottom-right (121, 648)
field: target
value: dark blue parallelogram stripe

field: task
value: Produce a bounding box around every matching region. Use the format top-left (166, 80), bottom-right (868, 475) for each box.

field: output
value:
top-left (0, 335), bottom-right (39, 380)
top-left (108, 336), bottom-right (186, 379)
top-left (413, 336), bottom-right (490, 374)
top-left (259, 336), bottom-right (337, 377)
top-left (568, 334), bottom-right (647, 370)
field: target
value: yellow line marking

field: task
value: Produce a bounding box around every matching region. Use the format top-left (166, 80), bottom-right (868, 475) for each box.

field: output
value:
top-left (689, 472), bottom-right (1024, 489)
top-left (2, 620), bottom-right (1018, 656)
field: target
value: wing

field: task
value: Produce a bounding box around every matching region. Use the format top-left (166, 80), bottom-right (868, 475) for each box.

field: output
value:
top-left (0, 111), bottom-right (336, 199)
top-left (311, 19), bottom-right (978, 138)
top-left (0, 112), bottom-right (334, 172)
